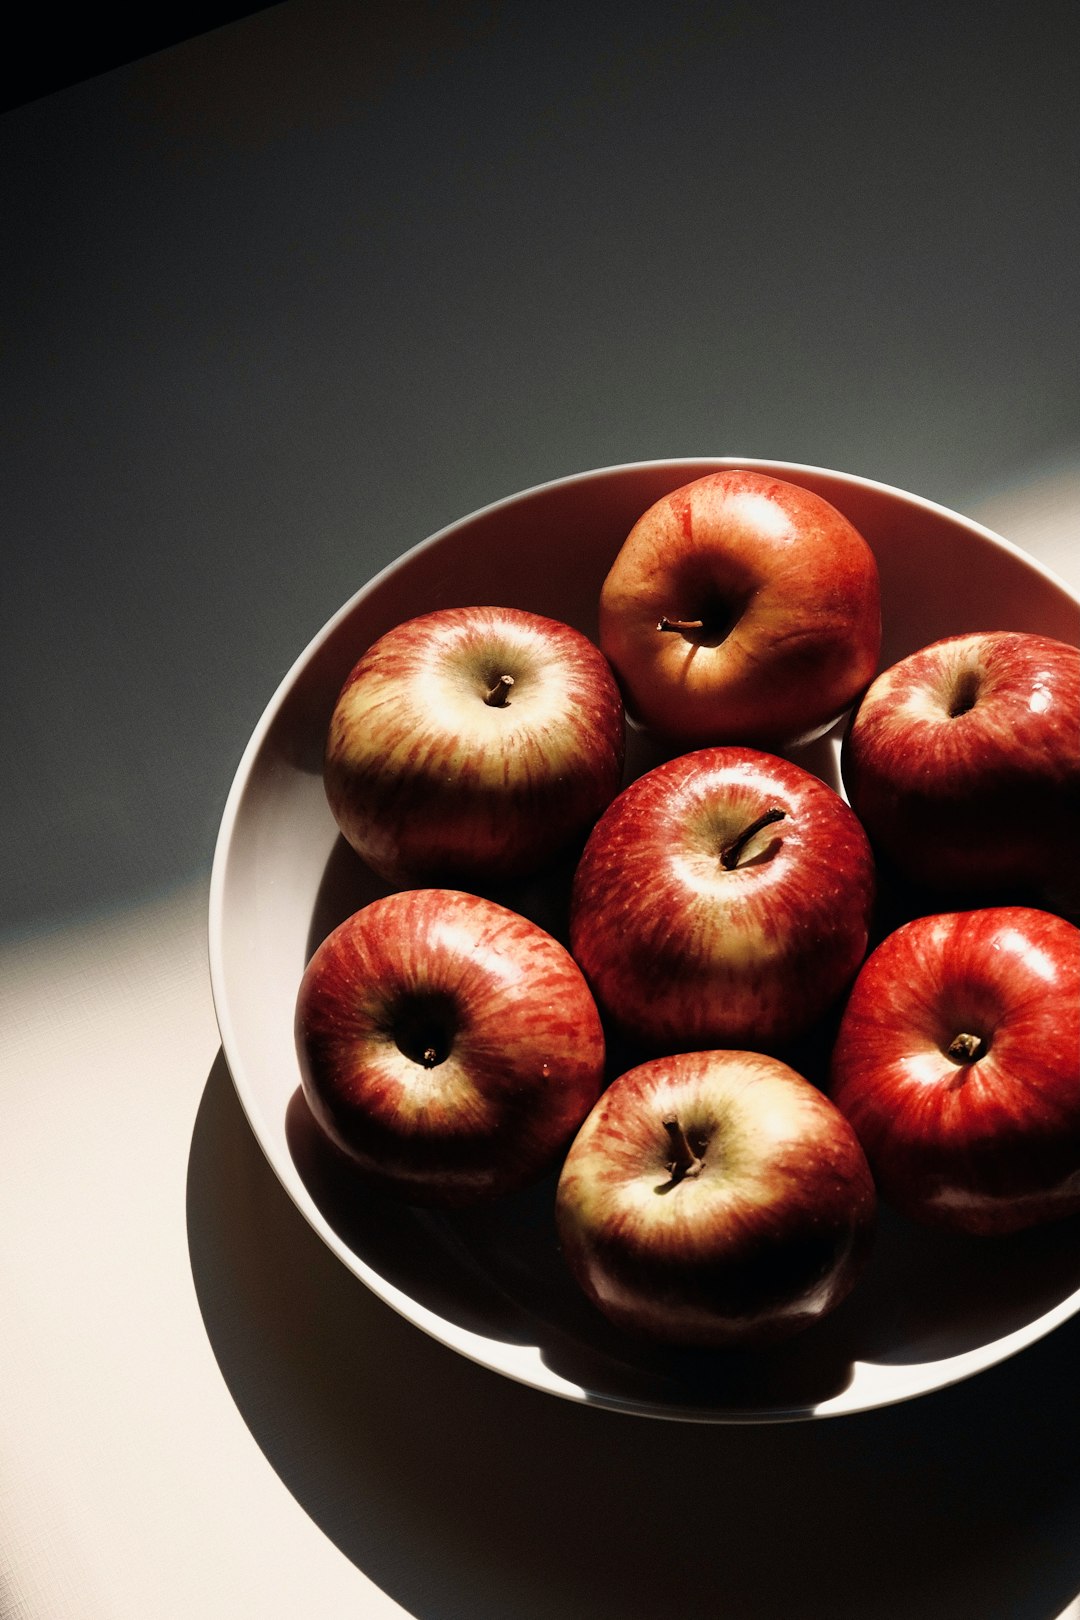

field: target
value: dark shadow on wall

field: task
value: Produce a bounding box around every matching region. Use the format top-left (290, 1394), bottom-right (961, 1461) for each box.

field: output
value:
top-left (0, 5), bottom-right (275, 111)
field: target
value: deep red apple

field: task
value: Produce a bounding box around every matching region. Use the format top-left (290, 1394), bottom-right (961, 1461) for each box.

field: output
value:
top-left (324, 605), bottom-right (625, 887)
top-left (295, 888), bottom-right (606, 1206)
top-left (828, 907), bottom-right (1080, 1235)
top-left (555, 1048), bottom-right (876, 1348)
top-left (569, 746), bottom-right (876, 1052)
top-left (842, 630), bottom-right (1080, 909)
top-left (598, 468), bottom-right (881, 749)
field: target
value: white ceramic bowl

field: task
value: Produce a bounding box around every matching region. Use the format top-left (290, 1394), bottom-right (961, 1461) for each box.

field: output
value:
top-left (208, 457), bottom-right (1080, 1422)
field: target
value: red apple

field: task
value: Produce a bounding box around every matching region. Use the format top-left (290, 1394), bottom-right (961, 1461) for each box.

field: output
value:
top-left (295, 888), bottom-right (606, 1206)
top-left (842, 630), bottom-right (1080, 909)
top-left (324, 605), bottom-right (625, 887)
top-left (569, 746), bottom-right (876, 1052)
top-left (598, 468), bottom-right (881, 749)
top-left (828, 907), bottom-right (1080, 1235)
top-left (555, 1049), bottom-right (876, 1347)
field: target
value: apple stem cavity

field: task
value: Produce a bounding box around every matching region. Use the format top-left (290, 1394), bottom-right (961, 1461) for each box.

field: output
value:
top-left (720, 807), bottom-right (787, 870)
top-left (662, 1114), bottom-right (704, 1183)
top-left (484, 674), bottom-right (515, 707)
top-left (657, 616), bottom-right (705, 634)
top-left (947, 668), bottom-right (982, 718)
top-left (947, 1032), bottom-right (985, 1063)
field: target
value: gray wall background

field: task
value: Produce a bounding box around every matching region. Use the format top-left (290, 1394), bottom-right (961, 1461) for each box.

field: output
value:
top-left (3, 0), bottom-right (1078, 934)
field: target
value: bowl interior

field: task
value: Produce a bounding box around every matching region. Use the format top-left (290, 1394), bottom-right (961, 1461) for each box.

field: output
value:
top-left (209, 457), bottom-right (1080, 1422)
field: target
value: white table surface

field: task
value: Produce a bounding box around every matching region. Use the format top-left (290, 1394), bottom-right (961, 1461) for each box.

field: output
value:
top-left (3, 6), bottom-right (1080, 1616)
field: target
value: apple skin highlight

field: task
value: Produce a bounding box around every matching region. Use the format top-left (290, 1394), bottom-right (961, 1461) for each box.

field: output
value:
top-left (842, 630), bottom-right (1080, 906)
top-left (599, 468), bottom-right (881, 750)
top-left (828, 906), bottom-right (1080, 1235)
top-left (569, 746), bottom-right (876, 1053)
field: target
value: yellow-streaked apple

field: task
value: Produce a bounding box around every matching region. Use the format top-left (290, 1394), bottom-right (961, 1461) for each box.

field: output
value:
top-left (555, 1048), bottom-right (876, 1347)
top-left (324, 605), bottom-right (625, 887)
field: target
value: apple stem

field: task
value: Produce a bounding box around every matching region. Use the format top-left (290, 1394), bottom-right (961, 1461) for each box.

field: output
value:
top-left (947, 1032), bottom-right (984, 1063)
top-left (484, 674), bottom-right (515, 707)
top-left (657, 616), bottom-right (705, 634)
top-left (662, 1115), bottom-right (704, 1183)
top-left (720, 807), bottom-right (786, 870)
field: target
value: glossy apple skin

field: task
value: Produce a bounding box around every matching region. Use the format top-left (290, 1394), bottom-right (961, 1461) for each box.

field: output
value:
top-left (842, 631), bottom-right (1080, 905)
top-left (324, 606), bottom-right (625, 887)
top-left (828, 907), bottom-right (1080, 1235)
top-left (598, 469), bottom-right (881, 749)
top-left (295, 889), bottom-right (606, 1206)
top-left (569, 747), bottom-right (876, 1052)
top-left (555, 1049), bottom-right (876, 1348)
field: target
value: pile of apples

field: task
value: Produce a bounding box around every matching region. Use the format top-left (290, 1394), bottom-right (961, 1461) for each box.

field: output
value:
top-left (295, 468), bottom-right (1080, 1350)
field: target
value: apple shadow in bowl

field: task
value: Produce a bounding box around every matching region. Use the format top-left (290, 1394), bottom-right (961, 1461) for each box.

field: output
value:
top-left (437, 1182), bottom-right (1080, 1411)
top-left (285, 1087), bottom-right (543, 1345)
top-left (284, 1083), bottom-right (864, 1417)
top-left (305, 836), bottom-right (395, 963)
top-left (286, 1082), bottom-right (1080, 1419)
top-left (306, 828), bottom-right (588, 966)
top-left (836, 1202), bottom-right (1080, 1365)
